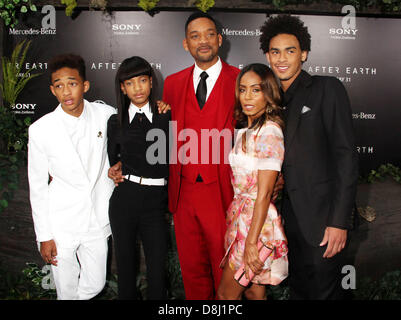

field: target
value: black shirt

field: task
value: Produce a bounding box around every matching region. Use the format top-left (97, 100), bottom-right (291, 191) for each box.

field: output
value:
top-left (107, 110), bottom-right (170, 179)
top-left (281, 70), bottom-right (306, 122)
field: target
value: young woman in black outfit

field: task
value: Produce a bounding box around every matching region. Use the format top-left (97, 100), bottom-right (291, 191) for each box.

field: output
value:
top-left (107, 56), bottom-right (170, 300)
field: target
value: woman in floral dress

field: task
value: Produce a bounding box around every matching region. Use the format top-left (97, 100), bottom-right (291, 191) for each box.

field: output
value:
top-left (217, 63), bottom-right (288, 300)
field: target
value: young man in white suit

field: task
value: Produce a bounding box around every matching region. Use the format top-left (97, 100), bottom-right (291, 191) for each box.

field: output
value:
top-left (28, 54), bottom-right (116, 300)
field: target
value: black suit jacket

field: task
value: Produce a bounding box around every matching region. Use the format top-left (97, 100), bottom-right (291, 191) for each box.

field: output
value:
top-left (107, 109), bottom-right (171, 179)
top-left (282, 70), bottom-right (358, 246)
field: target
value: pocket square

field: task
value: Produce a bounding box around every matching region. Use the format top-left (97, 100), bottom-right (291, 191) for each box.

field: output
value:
top-left (301, 106), bottom-right (311, 114)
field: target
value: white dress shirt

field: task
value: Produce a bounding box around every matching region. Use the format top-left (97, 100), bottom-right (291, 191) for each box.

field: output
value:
top-left (61, 106), bottom-right (91, 175)
top-left (128, 101), bottom-right (153, 123)
top-left (193, 57), bottom-right (222, 102)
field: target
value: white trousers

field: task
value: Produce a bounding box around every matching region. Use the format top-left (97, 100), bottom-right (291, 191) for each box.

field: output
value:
top-left (50, 237), bottom-right (108, 300)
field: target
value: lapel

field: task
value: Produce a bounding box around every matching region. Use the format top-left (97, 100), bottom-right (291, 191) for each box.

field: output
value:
top-left (175, 66), bottom-right (193, 147)
top-left (84, 101), bottom-right (105, 187)
top-left (213, 61), bottom-right (234, 131)
top-left (284, 71), bottom-right (313, 154)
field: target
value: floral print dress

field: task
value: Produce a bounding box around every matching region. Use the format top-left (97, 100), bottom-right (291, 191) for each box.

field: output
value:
top-left (220, 120), bottom-right (289, 285)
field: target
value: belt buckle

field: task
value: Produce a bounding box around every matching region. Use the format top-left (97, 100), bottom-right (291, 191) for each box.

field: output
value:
top-left (139, 176), bottom-right (143, 185)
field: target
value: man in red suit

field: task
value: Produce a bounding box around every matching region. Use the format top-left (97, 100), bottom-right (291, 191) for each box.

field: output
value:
top-left (162, 12), bottom-right (239, 299)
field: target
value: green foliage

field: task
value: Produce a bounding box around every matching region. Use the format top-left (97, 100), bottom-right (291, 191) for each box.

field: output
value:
top-left (360, 163), bottom-right (401, 184)
top-left (21, 263), bottom-right (57, 299)
top-left (252, 0), bottom-right (401, 12)
top-left (0, 152), bottom-right (24, 214)
top-left (0, 0), bottom-right (37, 27)
top-left (2, 262), bottom-right (400, 300)
top-left (166, 243), bottom-right (185, 299)
top-left (0, 40), bottom-right (39, 213)
top-left (61, 0), bottom-right (77, 17)
top-left (0, 262), bottom-right (56, 299)
top-left (101, 273), bottom-right (118, 299)
top-left (89, 0), bottom-right (108, 11)
top-left (196, 0), bottom-right (215, 12)
top-left (1, 40), bottom-right (41, 109)
top-left (354, 270), bottom-right (401, 300)
top-left (138, 0), bottom-right (160, 12)
top-left (266, 279), bottom-right (290, 299)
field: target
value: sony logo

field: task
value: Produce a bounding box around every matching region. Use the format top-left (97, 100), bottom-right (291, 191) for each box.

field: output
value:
top-left (329, 28), bottom-right (358, 36)
top-left (12, 103), bottom-right (36, 110)
top-left (112, 24), bottom-right (142, 31)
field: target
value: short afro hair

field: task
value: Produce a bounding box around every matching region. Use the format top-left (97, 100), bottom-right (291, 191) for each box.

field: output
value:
top-left (185, 12), bottom-right (218, 34)
top-left (259, 15), bottom-right (311, 54)
top-left (48, 54), bottom-right (86, 82)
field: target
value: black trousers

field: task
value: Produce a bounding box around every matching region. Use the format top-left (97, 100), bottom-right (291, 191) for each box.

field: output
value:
top-left (109, 179), bottom-right (168, 300)
top-left (282, 194), bottom-right (348, 300)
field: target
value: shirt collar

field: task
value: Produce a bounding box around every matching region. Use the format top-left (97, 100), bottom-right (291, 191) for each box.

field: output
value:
top-left (129, 101), bottom-right (152, 123)
top-left (193, 56), bottom-right (222, 83)
top-left (282, 70), bottom-right (304, 106)
top-left (59, 99), bottom-right (87, 125)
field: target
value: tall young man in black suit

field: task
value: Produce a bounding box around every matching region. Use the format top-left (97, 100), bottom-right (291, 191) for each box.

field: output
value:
top-left (259, 15), bottom-right (358, 299)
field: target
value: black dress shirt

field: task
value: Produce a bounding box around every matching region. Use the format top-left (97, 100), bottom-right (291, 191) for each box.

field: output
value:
top-left (281, 71), bottom-right (304, 122)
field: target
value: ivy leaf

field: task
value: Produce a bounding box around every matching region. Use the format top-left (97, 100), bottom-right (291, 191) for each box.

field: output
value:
top-left (61, 0), bottom-right (77, 17)
top-left (20, 5), bottom-right (27, 13)
top-left (8, 182), bottom-right (18, 191)
top-left (195, 0), bottom-right (215, 13)
top-left (0, 199), bottom-right (8, 208)
top-left (30, 4), bottom-right (37, 12)
top-left (138, 0), bottom-right (159, 12)
top-left (9, 155), bottom-right (17, 163)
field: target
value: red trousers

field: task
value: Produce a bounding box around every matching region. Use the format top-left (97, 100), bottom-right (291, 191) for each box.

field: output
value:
top-left (173, 178), bottom-right (227, 300)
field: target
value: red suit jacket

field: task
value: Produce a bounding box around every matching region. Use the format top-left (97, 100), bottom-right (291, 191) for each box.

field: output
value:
top-left (163, 61), bottom-right (240, 214)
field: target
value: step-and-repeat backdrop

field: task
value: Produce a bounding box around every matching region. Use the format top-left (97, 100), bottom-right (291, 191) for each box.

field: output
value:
top-left (6, 10), bottom-right (401, 174)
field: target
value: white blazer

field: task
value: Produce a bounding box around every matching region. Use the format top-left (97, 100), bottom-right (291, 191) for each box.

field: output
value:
top-left (28, 100), bottom-right (116, 245)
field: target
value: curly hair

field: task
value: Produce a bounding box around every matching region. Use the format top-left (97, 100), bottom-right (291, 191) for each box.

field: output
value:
top-left (259, 15), bottom-right (311, 54)
top-left (48, 53), bottom-right (86, 82)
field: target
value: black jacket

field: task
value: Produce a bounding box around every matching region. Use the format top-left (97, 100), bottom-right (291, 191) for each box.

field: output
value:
top-left (107, 110), bottom-right (171, 179)
top-left (282, 70), bottom-right (359, 246)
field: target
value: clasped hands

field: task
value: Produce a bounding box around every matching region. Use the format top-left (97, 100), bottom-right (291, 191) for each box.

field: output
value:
top-left (108, 161), bottom-right (124, 186)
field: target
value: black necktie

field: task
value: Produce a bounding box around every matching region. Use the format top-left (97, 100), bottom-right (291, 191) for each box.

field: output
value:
top-left (196, 71), bottom-right (208, 110)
